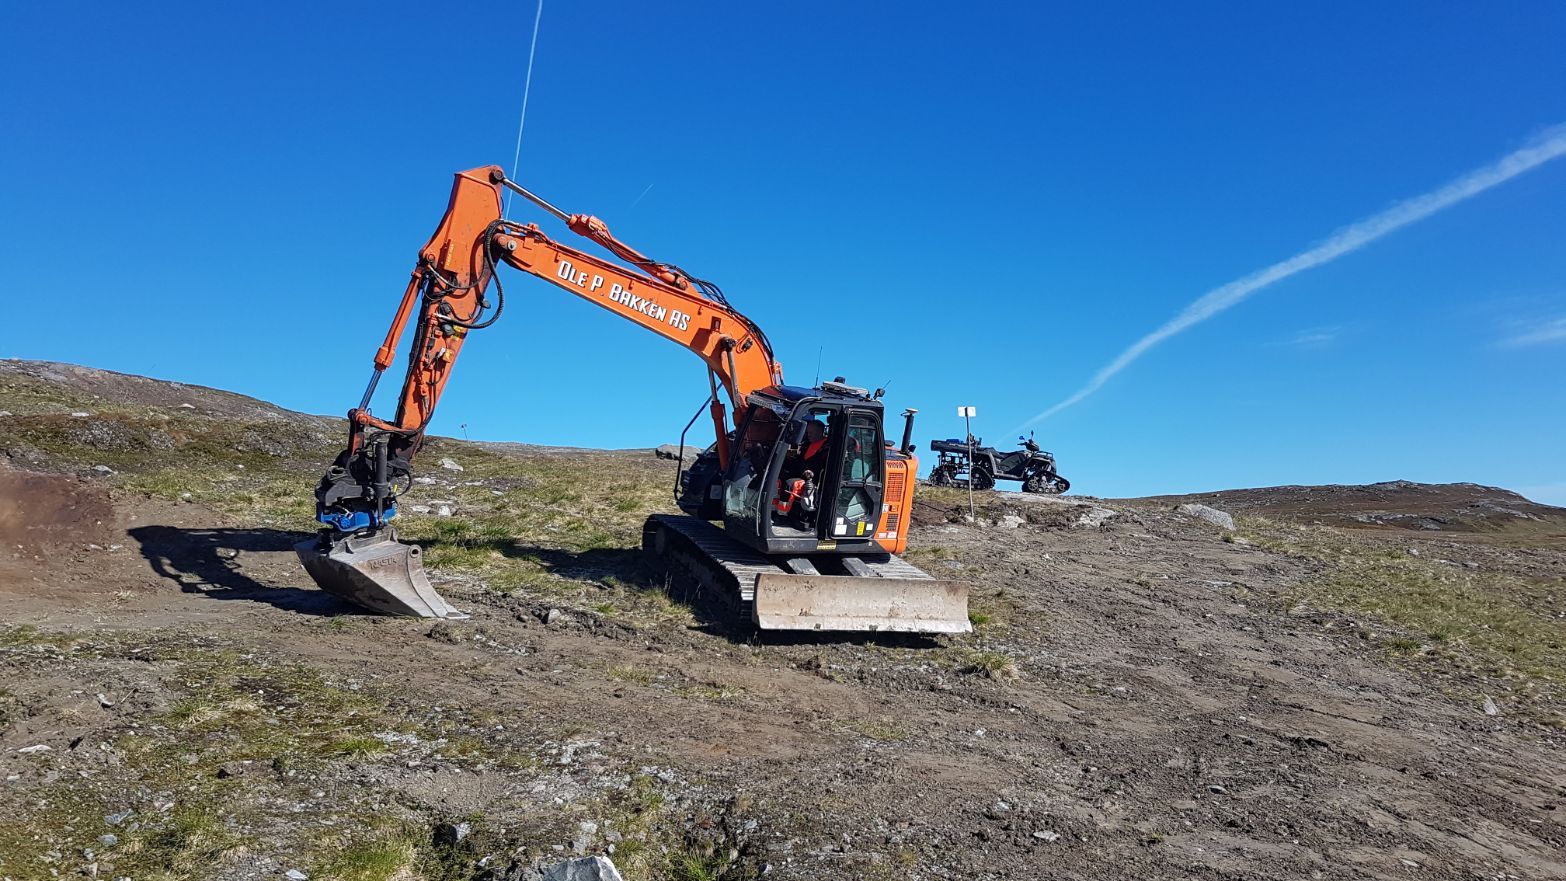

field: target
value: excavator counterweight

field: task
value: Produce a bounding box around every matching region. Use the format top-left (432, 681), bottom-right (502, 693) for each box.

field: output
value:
top-left (298, 166), bottom-right (968, 634)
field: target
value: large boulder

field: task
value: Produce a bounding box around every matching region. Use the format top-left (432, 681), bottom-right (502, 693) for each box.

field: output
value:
top-left (1175, 503), bottom-right (1235, 531)
top-left (654, 444), bottom-right (695, 462)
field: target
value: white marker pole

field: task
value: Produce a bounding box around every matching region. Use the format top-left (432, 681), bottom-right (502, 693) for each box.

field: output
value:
top-left (958, 406), bottom-right (977, 521)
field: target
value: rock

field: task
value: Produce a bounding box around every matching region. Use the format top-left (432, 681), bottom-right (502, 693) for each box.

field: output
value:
top-left (71, 411), bottom-right (91, 418)
top-left (544, 608), bottom-right (567, 626)
top-left (1032, 829), bottom-right (1060, 842)
top-left (572, 820), bottom-right (599, 853)
top-left (1074, 507), bottom-right (1117, 529)
top-left (542, 856), bottom-right (624, 881)
top-left (1482, 696), bottom-right (1499, 716)
top-left (433, 821), bottom-right (471, 846)
top-left (17, 744), bottom-right (51, 754)
top-left (414, 476), bottom-right (437, 485)
top-left (653, 444), bottom-right (695, 462)
top-left (215, 761), bottom-right (250, 779)
top-left (104, 811), bottom-right (132, 826)
top-left (179, 403), bottom-right (196, 409)
top-left (98, 834), bottom-right (118, 847)
top-left (92, 465), bottom-right (115, 475)
top-left (1207, 784), bottom-right (1227, 794)
top-left (409, 505), bottom-right (432, 515)
top-left (436, 505), bottom-right (453, 517)
top-left (439, 457), bottom-right (464, 472)
top-left (997, 514), bottom-right (1025, 529)
top-left (96, 693), bottom-right (114, 708)
top-left (0, 410), bottom-right (11, 417)
top-left (285, 870), bottom-right (309, 881)
top-left (1175, 503), bottom-right (1235, 531)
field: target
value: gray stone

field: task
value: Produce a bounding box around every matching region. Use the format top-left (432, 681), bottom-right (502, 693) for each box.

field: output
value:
top-left (542, 856), bottom-right (624, 881)
top-left (97, 834), bottom-right (118, 847)
top-left (433, 821), bottom-right (471, 845)
top-left (1176, 503), bottom-right (1235, 531)
top-left (285, 870), bottom-right (308, 881)
top-left (997, 514), bottom-right (1025, 529)
top-left (438, 457), bottom-right (464, 472)
top-left (654, 444), bottom-right (695, 462)
top-left (1074, 506), bottom-right (1117, 529)
top-left (1032, 830), bottom-right (1060, 842)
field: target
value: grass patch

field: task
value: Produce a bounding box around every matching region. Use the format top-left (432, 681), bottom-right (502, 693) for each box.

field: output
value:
top-left (314, 824), bottom-right (420, 881)
top-left (326, 736), bottom-right (389, 758)
top-left (608, 664), bottom-right (657, 686)
top-left (944, 646), bottom-right (1021, 681)
top-left (846, 718), bottom-right (912, 742)
top-left (1245, 518), bottom-right (1566, 721)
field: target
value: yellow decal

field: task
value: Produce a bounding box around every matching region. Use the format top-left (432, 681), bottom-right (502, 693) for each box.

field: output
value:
top-left (817, 540), bottom-right (837, 550)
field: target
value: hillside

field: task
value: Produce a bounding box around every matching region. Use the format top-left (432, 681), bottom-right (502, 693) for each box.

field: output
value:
top-left (1, 359), bottom-right (1563, 881)
top-left (1140, 481), bottom-right (1566, 541)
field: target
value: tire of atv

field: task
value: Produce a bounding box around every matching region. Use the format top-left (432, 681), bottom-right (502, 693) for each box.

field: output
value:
top-left (929, 466), bottom-right (957, 488)
top-left (1024, 472), bottom-right (1069, 494)
top-left (969, 468), bottom-right (996, 491)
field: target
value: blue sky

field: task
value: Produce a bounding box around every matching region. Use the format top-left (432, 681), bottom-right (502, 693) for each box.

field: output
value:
top-left (3, 2), bottom-right (1564, 503)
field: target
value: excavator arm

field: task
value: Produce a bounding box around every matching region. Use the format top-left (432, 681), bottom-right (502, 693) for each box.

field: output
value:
top-left (344, 167), bottom-right (778, 476)
top-left (298, 167), bottom-right (787, 618)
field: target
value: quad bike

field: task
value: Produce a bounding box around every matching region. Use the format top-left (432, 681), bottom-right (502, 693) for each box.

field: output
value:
top-left (927, 432), bottom-right (1069, 494)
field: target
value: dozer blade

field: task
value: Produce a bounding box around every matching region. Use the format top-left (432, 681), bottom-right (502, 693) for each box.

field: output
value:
top-left (752, 573), bottom-right (971, 633)
top-left (295, 533), bottom-right (468, 620)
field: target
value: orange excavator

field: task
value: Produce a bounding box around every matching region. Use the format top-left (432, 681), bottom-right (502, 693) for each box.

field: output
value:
top-left (296, 166), bottom-right (968, 633)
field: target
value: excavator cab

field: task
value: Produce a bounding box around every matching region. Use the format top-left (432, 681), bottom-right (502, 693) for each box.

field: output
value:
top-left (722, 390), bottom-right (886, 556)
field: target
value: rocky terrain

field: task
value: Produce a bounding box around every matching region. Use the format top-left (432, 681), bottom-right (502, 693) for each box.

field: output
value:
top-left (1, 359), bottom-right (1563, 881)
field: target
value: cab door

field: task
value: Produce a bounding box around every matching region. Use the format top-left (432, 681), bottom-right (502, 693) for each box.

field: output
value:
top-left (822, 409), bottom-right (885, 542)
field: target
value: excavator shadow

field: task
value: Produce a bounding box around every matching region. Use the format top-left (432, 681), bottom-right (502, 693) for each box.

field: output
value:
top-left (423, 538), bottom-right (943, 647)
top-left (416, 537), bottom-right (745, 635)
top-left (130, 525), bottom-right (357, 617)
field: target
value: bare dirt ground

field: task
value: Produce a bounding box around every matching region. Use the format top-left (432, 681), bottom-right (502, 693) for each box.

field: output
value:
top-left (2, 359), bottom-right (1563, 881)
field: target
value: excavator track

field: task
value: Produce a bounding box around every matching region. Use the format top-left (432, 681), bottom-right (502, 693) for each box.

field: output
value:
top-left (642, 514), bottom-right (969, 633)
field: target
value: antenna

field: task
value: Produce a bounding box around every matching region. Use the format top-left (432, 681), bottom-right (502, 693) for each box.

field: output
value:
top-left (813, 346), bottom-right (823, 388)
top-left (503, 0), bottom-right (546, 219)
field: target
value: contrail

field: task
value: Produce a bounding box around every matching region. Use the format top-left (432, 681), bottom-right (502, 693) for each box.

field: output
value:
top-left (1015, 124), bottom-right (1566, 432)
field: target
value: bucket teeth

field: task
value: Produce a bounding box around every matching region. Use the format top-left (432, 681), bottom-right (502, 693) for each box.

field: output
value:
top-left (295, 533), bottom-right (467, 620)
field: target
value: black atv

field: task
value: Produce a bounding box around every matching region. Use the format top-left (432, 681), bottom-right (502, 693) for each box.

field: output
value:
top-left (927, 433), bottom-right (1069, 494)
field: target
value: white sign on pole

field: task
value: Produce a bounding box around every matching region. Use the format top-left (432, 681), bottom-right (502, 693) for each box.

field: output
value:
top-left (957, 406), bottom-right (976, 417)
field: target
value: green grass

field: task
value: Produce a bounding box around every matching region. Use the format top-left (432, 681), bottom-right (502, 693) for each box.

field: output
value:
top-left (846, 718), bottom-right (912, 742)
top-left (0, 639), bottom-right (436, 881)
top-left (310, 822), bottom-right (421, 881)
top-left (1244, 517), bottom-right (1566, 722)
top-left (944, 646), bottom-right (1021, 681)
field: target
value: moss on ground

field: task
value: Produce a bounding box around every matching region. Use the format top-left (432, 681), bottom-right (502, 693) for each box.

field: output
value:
top-left (1242, 517), bottom-right (1566, 723)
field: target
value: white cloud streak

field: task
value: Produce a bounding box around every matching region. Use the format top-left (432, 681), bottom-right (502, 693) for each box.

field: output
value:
top-left (1498, 316), bottom-right (1566, 348)
top-left (1016, 124), bottom-right (1566, 431)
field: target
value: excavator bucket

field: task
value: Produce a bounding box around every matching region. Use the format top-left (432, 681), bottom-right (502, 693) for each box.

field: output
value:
top-left (294, 533), bottom-right (468, 619)
top-left (752, 573), bottom-right (971, 633)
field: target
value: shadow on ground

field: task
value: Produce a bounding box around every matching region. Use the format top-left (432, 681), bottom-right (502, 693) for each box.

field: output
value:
top-left (130, 525), bottom-right (354, 616)
top-left (419, 535), bottom-right (943, 648)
